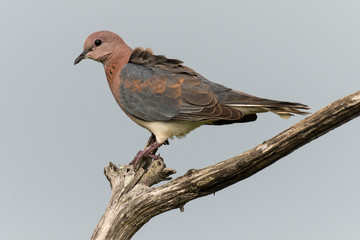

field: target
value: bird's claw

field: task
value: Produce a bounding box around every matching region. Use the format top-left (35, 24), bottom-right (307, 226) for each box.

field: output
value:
top-left (129, 152), bottom-right (161, 168)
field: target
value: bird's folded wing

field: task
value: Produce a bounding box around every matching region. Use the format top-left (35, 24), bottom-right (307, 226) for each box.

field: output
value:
top-left (119, 61), bottom-right (244, 123)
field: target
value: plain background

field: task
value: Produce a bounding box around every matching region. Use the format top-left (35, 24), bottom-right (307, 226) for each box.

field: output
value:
top-left (1, 0), bottom-right (359, 239)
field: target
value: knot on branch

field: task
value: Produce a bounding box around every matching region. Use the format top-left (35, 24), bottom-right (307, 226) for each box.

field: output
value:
top-left (139, 158), bottom-right (177, 186)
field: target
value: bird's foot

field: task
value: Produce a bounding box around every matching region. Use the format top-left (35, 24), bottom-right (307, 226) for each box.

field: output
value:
top-left (128, 151), bottom-right (149, 167)
top-left (129, 151), bottom-right (158, 166)
top-left (129, 141), bottom-right (163, 167)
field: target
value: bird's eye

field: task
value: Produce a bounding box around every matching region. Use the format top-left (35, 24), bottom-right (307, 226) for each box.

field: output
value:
top-left (94, 39), bottom-right (102, 47)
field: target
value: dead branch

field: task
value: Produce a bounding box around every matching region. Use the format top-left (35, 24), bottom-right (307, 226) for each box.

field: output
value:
top-left (91, 90), bottom-right (360, 240)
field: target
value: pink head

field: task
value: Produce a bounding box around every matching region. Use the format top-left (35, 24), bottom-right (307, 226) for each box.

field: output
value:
top-left (74, 31), bottom-right (132, 65)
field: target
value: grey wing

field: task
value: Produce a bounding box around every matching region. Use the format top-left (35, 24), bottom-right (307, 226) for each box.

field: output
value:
top-left (118, 63), bottom-right (245, 122)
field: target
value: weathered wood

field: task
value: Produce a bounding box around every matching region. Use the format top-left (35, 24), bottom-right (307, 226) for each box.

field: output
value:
top-left (91, 90), bottom-right (360, 240)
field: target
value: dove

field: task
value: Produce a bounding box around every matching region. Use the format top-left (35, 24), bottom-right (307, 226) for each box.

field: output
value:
top-left (74, 31), bottom-right (310, 165)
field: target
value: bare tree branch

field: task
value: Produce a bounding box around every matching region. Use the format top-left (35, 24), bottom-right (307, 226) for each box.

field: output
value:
top-left (91, 90), bottom-right (360, 240)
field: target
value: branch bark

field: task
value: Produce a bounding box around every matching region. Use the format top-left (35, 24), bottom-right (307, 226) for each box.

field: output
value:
top-left (91, 90), bottom-right (360, 240)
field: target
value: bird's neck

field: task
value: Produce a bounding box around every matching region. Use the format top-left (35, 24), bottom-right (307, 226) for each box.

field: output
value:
top-left (103, 47), bottom-right (133, 84)
top-left (103, 47), bottom-right (133, 108)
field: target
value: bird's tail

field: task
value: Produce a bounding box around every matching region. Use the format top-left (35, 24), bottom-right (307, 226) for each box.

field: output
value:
top-left (225, 100), bottom-right (310, 119)
top-left (219, 89), bottom-right (311, 119)
top-left (265, 102), bottom-right (310, 119)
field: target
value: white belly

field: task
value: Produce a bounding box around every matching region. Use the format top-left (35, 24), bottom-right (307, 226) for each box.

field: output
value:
top-left (132, 118), bottom-right (204, 143)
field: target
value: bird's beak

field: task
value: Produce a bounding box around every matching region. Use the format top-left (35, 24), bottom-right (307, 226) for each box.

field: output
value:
top-left (74, 50), bottom-right (89, 65)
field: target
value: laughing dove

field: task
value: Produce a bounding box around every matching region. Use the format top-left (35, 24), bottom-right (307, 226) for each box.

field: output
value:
top-left (74, 31), bottom-right (310, 165)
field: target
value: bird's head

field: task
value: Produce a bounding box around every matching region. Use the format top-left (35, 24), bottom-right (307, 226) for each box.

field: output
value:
top-left (74, 31), bottom-right (131, 65)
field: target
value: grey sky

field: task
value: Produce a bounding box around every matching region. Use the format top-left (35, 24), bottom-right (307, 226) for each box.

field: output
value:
top-left (1, 0), bottom-right (359, 239)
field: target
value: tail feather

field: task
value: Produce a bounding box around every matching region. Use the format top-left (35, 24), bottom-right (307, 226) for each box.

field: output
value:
top-left (225, 101), bottom-right (311, 119)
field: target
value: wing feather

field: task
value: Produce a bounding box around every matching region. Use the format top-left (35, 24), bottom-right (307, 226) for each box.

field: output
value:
top-left (118, 48), bottom-right (246, 123)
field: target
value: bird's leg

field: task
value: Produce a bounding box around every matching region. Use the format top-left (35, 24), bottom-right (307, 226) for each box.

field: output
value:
top-left (144, 133), bottom-right (160, 157)
top-left (133, 134), bottom-right (157, 157)
top-left (129, 141), bottom-right (164, 166)
top-left (146, 133), bottom-right (157, 149)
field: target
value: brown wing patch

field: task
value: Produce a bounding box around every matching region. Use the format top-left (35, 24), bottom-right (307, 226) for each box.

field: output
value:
top-left (150, 77), bottom-right (167, 94)
top-left (164, 78), bottom-right (183, 98)
top-left (122, 79), bottom-right (151, 93)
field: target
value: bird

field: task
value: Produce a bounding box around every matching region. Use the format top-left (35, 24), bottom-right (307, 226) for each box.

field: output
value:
top-left (74, 31), bottom-right (310, 165)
